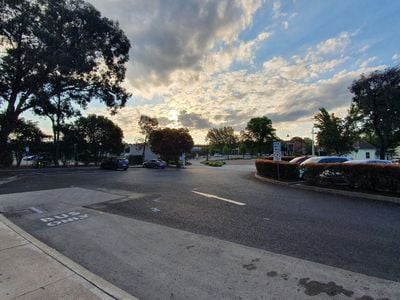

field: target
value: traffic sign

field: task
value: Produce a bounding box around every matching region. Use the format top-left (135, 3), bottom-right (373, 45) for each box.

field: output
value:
top-left (273, 141), bottom-right (281, 161)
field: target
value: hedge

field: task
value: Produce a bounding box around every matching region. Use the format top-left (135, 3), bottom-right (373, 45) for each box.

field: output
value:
top-left (255, 159), bottom-right (299, 180)
top-left (302, 163), bottom-right (400, 193)
top-left (128, 155), bottom-right (143, 165)
top-left (201, 160), bottom-right (226, 167)
top-left (262, 156), bottom-right (296, 162)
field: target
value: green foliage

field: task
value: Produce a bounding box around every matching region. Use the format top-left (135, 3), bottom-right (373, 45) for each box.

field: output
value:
top-left (149, 128), bottom-right (194, 163)
top-left (239, 143), bottom-right (247, 155)
top-left (201, 160), bottom-right (226, 167)
top-left (0, 0), bottom-right (130, 166)
top-left (72, 115), bottom-right (124, 164)
top-left (350, 66), bottom-right (400, 159)
top-left (314, 108), bottom-right (355, 155)
top-left (206, 127), bottom-right (238, 151)
top-left (303, 137), bottom-right (313, 155)
top-left (139, 116), bottom-right (159, 136)
top-left (138, 115), bottom-right (158, 159)
top-left (255, 159), bottom-right (299, 180)
top-left (241, 116), bottom-right (277, 154)
top-left (9, 119), bottom-right (48, 166)
top-left (222, 144), bottom-right (231, 155)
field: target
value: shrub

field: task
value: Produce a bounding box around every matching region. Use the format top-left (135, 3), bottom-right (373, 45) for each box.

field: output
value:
top-left (128, 155), bottom-right (143, 165)
top-left (255, 159), bottom-right (299, 180)
top-left (262, 156), bottom-right (296, 162)
top-left (302, 163), bottom-right (400, 193)
top-left (0, 150), bottom-right (13, 168)
top-left (201, 160), bottom-right (226, 167)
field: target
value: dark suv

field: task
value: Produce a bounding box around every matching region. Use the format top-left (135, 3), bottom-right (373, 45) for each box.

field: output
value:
top-left (100, 157), bottom-right (129, 170)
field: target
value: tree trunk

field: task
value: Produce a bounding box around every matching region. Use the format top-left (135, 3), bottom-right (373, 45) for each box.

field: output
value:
top-left (51, 121), bottom-right (59, 167)
top-left (0, 132), bottom-right (12, 167)
top-left (379, 139), bottom-right (385, 159)
top-left (0, 114), bottom-right (17, 168)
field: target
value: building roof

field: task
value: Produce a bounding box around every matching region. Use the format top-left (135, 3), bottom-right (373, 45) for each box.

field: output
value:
top-left (354, 141), bottom-right (376, 150)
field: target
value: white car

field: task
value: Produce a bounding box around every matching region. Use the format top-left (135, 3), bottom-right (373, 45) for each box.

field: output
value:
top-left (300, 156), bottom-right (350, 165)
top-left (299, 156), bottom-right (350, 179)
top-left (344, 159), bottom-right (392, 165)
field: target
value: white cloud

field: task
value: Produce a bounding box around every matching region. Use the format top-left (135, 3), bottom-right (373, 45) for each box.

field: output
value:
top-left (272, 1), bottom-right (281, 19)
top-left (88, 0), bottom-right (263, 98)
top-left (82, 5), bottom-right (386, 144)
top-left (392, 53), bottom-right (400, 61)
top-left (360, 56), bottom-right (378, 68)
top-left (282, 21), bottom-right (289, 29)
top-left (316, 32), bottom-right (351, 55)
top-left (263, 32), bottom-right (352, 81)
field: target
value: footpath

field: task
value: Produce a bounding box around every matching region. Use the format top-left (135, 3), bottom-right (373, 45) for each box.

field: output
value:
top-left (0, 214), bottom-right (137, 300)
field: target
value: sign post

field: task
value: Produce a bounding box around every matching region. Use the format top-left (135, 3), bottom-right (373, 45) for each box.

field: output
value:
top-left (273, 141), bottom-right (282, 180)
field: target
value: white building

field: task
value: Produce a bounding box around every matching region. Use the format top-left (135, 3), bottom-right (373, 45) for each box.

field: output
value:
top-left (124, 144), bottom-right (158, 160)
top-left (349, 141), bottom-right (379, 160)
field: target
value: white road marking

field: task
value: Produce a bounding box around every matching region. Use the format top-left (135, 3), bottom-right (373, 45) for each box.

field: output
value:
top-left (150, 207), bottom-right (160, 213)
top-left (29, 207), bottom-right (44, 214)
top-left (192, 191), bottom-right (246, 206)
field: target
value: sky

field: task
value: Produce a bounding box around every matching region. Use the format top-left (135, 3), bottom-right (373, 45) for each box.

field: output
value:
top-left (27, 0), bottom-right (400, 144)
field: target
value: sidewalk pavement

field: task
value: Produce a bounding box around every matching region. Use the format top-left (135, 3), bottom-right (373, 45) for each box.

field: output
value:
top-left (0, 214), bottom-right (137, 300)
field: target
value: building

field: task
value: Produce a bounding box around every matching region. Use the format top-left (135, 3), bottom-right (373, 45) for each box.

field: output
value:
top-left (349, 141), bottom-right (379, 160)
top-left (124, 144), bottom-right (158, 161)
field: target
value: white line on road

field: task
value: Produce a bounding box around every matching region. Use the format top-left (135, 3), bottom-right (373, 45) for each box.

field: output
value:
top-left (192, 191), bottom-right (246, 206)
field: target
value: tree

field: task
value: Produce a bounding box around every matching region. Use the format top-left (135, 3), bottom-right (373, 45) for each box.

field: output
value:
top-left (138, 115), bottom-right (158, 160)
top-left (8, 118), bottom-right (48, 167)
top-left (74, 115), bottom-right (124, 165)
top-left (350, 66), bottom-right (400, 159)
top-left (303, 137), bottom-right (313, 155)
top-left (205, 127), bottom-right (238, 152)
top-left (314, 108), bottom-right (355, 155)
top-left (149, 128), bottom-right (194, 165)
top-left (59, 124), bottom-right (86, 165)
top-left (239, 143), bottom-right (248, 158)
top-left (0, 0), bottom-right (131, 166)
top-left (241, 116), bottom-right (277, 155)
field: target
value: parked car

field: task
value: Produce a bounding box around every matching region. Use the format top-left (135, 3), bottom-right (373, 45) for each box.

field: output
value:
top-left (299, 156), bottom-right (350, 179)
top-left (142, 159), bottom-right (167, 169)
top-left (289, 155), bottom-right (312, 164)
top-left (300, 156), bottom-right (350, 165)
top-left (344, 159), bottom-right (392, 165)
top-left (100, 157), bottom-right (129, 170)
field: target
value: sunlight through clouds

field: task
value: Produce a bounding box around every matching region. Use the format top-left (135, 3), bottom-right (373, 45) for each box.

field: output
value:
top-left (84, 0), bottom-right (399, 143)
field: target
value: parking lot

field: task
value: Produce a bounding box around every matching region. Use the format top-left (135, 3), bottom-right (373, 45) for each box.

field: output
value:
top-left (1, 161), bottom-right (400, 299)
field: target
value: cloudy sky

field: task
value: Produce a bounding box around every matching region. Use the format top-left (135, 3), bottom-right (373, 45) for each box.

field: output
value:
top-left (33, 0), bottom-right (400, 144)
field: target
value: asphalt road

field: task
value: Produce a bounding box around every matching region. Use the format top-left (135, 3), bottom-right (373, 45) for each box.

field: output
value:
top-left (0, 160), bottom-right (400, 299)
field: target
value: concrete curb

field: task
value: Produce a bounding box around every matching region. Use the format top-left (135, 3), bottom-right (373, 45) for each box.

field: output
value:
top-left (255, 172), bottom-right (400, 205)
top-left (0, 214), bottom-right (138, 300)
top-left (254, 173), bottom-right (297, 186)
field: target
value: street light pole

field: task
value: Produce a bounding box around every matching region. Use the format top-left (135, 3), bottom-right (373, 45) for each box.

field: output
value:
top-left (73, 143), bottom-right (77, 166)
top-left (311, 127), bottom-right (315, 156)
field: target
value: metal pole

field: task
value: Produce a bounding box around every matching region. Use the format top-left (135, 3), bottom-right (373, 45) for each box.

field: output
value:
top-left (73, 144), bottom-right (77, 166)
top-left (311, 127), bottom-right (315, 156)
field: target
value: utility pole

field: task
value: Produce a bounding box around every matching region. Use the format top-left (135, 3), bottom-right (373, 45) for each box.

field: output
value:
top-left (311, 127), bottom-right (315, 156)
